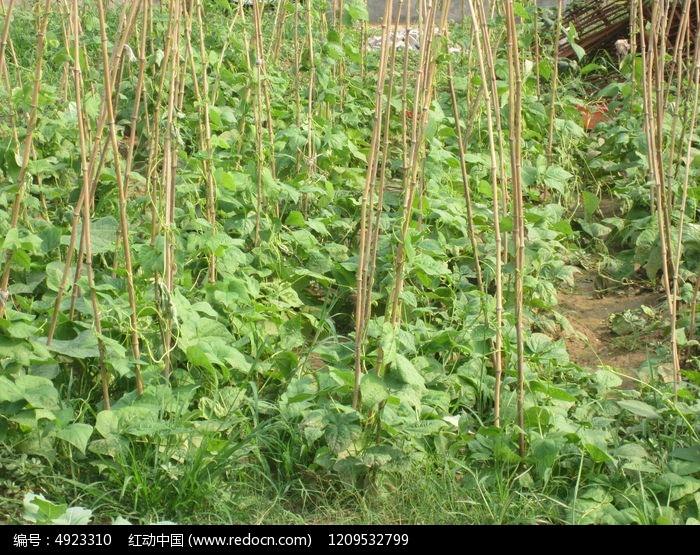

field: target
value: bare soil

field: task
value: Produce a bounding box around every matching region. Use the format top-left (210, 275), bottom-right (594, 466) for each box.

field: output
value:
top-left (557, 269), bottom-right (666, 387)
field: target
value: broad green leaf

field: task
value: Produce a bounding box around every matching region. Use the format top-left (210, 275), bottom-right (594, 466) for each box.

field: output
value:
top-left (43, 329), bottom-right (100, 359)
top-left (584, 443), bottom-right (613, 463)
top-left (344, 0), bottom-right (368, 22)
top-left (52, 506), bottom-right (93, 525)
top-left (15, 375), bottom-right (60, 411)
top-left (207, 340), bottom-right (250, 373)
top-left (360, 373), bottom-right (389, 409)
top-left (1, 228), bottom-right (20, 250)
top-left (525, 406), bottom-right (551, 428)
top-left (0, 376), bottom-right (23, 403)
top-left (281, 376), bottom-right (317, 417)
top-left (55, 423), bottom-right (93, 454)
top-left (582, 190), bottom-right (600, 221)
top-left (280, 315), bottom-right (305, 350)
top-left (414, 253), bottom-right (450, 277)
top-left (527, 333), bottom-right (553, 354)
top-left (393, 354), bottom-right (424, 387)
top-left (670, 446), bottom-right (700, 462)
top-left (186, 345), bottom-right (216, 372)
top-left (45, 260), bottom-right (73, 292)
top-left (65, 216), bottom-right (118, 255)
top-left (543, 165), bottom-right (573, 195)
top-left (581, 221), bottom-right (611, 239)
top-left (622, 459), bottom-right (661, 473)
top-left (380, 321), bottom-right (398, 367)
top-left (617, 400), bottom-right (661, 419)
top-left (324, 411), bottom-right (360, 455)
top-left (612, 443), bottom-right (650, 460)
top-left (402, 419), bottom-right (448, 437)
top-left (300, 411), bottom-right (325, 445)
top-left (654, 473), bottom-right (700, 502)
top-left (95, 410), bottom-right (119, 438)
top-left (23, 493), bottom-right (68, 524)
top-left (531, 438), bottom-right (560, 473)
top-left (88, 436), bottom-right (128, 458)
top-left (594, 368), bottom-right (623, 389)
top-left (285, 210), bottom-right (305, 227)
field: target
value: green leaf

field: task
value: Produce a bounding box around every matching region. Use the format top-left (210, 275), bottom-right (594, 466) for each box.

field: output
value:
top-left (527, 333), bottom-right (553, 354)
top-left (1, 228), bottom-right (20, 250)
top-left (280, 315), bottom-right (305, 350)
top-left (360, 373), bottom-right (389, 409)
top-left (15, 375), bottom-right (60, 411)
top-left (324, 411), bottom-right (360, 455)
top-left (543, 165), bottom-right (573, 195)
top-left (414, 253), bottom-right (449, 277)
top-left (285, 210), bottom-right (305, 227)
top-left (23, 493), bottom-right (67, 524)
top-left (55, 423), bottom-right (93, 455)
top-left (65, 217), bottom-right (119, 255)
top-left (612, 443), bottom-right (650, 460)
top-left (572, 43), bottom-right (586, 60)
top-left (670, 446), bottom-right (700, 462)
top-left (48, 331), bottom-right (99, 360)
top-left (584, 443), bottom-right (613, 463)
top-left (594, 369), bottom-right (623, 389)
top-left (617, 400), bottom-right (661, 419)
top-left (393, 354), bottom-right (424, 387)
top-left (52, 506), bottom-right (93, 525)
top-left (186, 345), bottom-right (215, 373)
top-left (95, 410), bottom-right (119, 438)
top-left (0, 376), bottom-right (24, 403)
top-left (581, 190), bottom-right (600, 221)
top-left (377, 324), bottom-right (397, 369)
top-left (531, 438), bottom-right (560, 474)
top-left (654, 473), bottom-right (700, 502)
top-left (344, 0), bottom-right (368, 22)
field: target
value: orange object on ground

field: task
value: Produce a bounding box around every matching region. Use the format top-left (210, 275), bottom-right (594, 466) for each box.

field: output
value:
top-left (575, 103), bottom-right (610, 130)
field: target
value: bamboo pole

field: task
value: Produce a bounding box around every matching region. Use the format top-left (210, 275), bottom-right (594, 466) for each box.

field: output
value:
top-left (546, 0), bottom-right (564, 168)
top-left (504, 0), bottom-right (526, 457)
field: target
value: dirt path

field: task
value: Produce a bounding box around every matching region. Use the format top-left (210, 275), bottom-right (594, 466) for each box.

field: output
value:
top-left (557, 269), bottom-right (665, 387)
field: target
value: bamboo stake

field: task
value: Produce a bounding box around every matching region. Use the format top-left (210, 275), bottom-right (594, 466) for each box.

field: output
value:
top-left (0, 0), bottom-right (14, 76)
top-left (504, 0), bottom-right (526, 457)
top-left (161, 0), bottom-right (184, 380)
top-left (675, 19), bottom-right (700, 368)
top-left (546, 0), bottom-right (564, 167)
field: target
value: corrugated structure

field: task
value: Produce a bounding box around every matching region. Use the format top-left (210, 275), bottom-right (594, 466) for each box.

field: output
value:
top-left (558, 0), bottom-right (699, 59)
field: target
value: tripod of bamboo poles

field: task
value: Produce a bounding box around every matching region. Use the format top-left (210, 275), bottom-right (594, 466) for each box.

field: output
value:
top-left (352, 0), bottom-right (453, 409)
top-left (463, 0), bottom-right (506, 427)
top-left (638, 0), bottom-right (700, 397)
top-left (43, 1), bottom-right (144, 402)
top-left (352, 0), bottom-right (394, 409)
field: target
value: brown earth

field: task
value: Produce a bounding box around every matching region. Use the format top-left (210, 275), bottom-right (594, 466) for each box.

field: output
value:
top-left (557, 269), bottom-right (670, 387)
